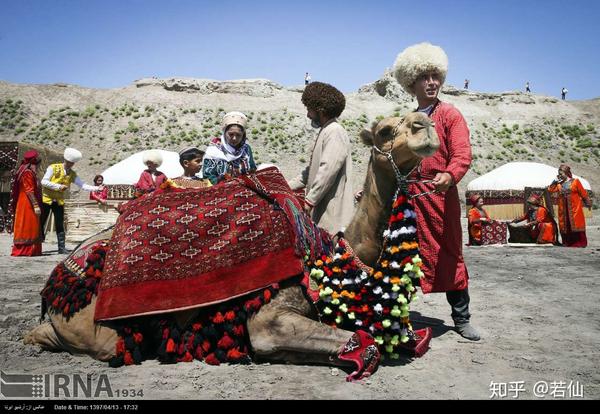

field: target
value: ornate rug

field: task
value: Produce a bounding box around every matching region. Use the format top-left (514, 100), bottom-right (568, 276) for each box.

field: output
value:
top-left (481, 221), bottom-right (508, 245)
top-left (95, 168), bottom-right (309, 321)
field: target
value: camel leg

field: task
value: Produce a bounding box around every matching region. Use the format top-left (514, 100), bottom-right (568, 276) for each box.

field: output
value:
top-left (247, 285), bottom-right (354, 367)
top-left (23, 322), bottom-right (63, 351)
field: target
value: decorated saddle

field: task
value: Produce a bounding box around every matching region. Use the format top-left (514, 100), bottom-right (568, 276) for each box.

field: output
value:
top-left (94, 167), bottom-right (328, 321)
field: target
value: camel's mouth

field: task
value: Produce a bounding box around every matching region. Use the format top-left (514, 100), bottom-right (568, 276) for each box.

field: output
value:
top-left (410, 141), bottom-right (440, 159)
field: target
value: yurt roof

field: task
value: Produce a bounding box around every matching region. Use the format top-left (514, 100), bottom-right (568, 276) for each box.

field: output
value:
top-left (101, 150), bottom-right (184, 185)
top-left (467, 162), bottom-right (591, 191)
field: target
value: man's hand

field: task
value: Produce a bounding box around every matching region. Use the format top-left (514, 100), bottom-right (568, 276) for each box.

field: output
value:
top-left (303, 203), bottom-right (313, 217)
top-left (33, 206), bottom-right (41, 216)
top-left (354, 190), bottom-right (364, 202)
top-left (431, 172), bottom-right (454, 192)
top-left (59, 184), bottom-right (68, 191)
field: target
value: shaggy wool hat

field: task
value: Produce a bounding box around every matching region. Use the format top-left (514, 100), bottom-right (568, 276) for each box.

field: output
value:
top-left (222, 111), bottom-right (248, 131)
top-left (63, 147), bottom-right (82, 163)
top-left (393, 42), bottom-right (449, 95)
top-left (301, 82), bottom-right (346, 118)
top-left (142, 150), bottom-right (163, 167)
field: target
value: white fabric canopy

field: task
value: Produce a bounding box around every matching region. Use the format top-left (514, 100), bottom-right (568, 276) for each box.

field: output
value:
top-left (101, 150), bottom-right (185, 185)
top-left (467, 162), bottom-right (591, 191)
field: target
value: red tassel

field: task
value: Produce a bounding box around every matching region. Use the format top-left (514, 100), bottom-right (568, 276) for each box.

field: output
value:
top-left (180, 352), bottom-right (193, 362)
top-left (213, 312), bottom-right (225, 324)
top-left (116, 339), bottom-right (125, 355)
top-left (192, 323), bottom-right (202, 332)
top-left (204, 353), bottom-right (220, 365)
top-left (187, 334), bottom-right (195, 350)
top-left (201, 340), bottom-right (211, 353)
top-left (263, 289), bottom-right (272, 302)
top-left (133, 333), bottom-right (143, 344)
top-left (232, 325), bottom-right (245, 337)
top-left (165, 338), bottom-right (176, 353)
top-left (194, 347), bottom-right (204, 360)
top-left (124, 351), bottom-right (134, 365)
top-left (217, 334), bottom-right (235, 350)
top-left (226, 348), bottom-right (245, 361)
top-left (224, 311), bottom-right (236, 322)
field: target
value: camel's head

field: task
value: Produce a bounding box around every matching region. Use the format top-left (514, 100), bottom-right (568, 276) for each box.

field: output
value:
top-left (360, 112), bottom-right (440, 175)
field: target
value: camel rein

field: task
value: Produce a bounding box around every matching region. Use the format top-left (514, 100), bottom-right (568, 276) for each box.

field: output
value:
top-left (371, 144), bottom-right (438, 200)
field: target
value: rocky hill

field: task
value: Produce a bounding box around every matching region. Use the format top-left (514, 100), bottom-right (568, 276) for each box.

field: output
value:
top-left (1, 70), bottom-right (599, 199)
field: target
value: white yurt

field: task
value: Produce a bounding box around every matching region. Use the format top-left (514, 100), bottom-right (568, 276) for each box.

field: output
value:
top-left (466, 162), bottom-right (593, 220)
top-left (65, 149), bottom-right (185, 243)
top-left (102, 149), bottom-right (184, 185)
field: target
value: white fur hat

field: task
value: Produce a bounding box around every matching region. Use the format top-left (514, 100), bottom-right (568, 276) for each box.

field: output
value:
top-left (222, 111), bottom-right (248, 131)
top-left (63, 147), bottom-right (82, 163)
top-left (393, 42), bottom-right (449, 95)
top-left (142, 150), bottom-right (163, 167)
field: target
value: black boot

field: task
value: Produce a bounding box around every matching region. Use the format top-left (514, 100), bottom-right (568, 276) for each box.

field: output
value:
top-left (57, 232), bottom-right (70, 254)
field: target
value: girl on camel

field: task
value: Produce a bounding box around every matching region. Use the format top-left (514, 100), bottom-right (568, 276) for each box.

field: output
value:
top-left (202, 112), bottom-right (256, 185)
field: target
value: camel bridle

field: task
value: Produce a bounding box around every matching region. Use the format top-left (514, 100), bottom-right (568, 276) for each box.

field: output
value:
top-left (371, 119), bottom-right (438, 200)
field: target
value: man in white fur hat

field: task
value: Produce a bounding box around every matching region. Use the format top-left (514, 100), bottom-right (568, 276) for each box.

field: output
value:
top-left (394, 42), bottom-right (480, 341)
top-left (41, 147), bottom-right (102, 254)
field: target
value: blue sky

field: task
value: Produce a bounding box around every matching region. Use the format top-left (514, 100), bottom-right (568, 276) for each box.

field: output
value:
top-left (1, 0), bottom-right (599, 100)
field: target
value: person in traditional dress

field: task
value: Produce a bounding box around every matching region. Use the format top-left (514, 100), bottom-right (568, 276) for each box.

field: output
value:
top-left (10, 150), bottom-right (43, 256)
top-left (511, 193), bottom-right (557, 244)
top-left (202, 112), bottom-right (256, 185)
top-left (547, 164), bottom-right (592, 247)
top-left (393, 42), bottom-right (479, 340)
top-left (41, 147), bottom-right (102, 254)
top-left (288, 82), bottom-right (353, 234)
top-left (171, 147), bottom-right (212, 189)
top-left (467, 194), bottom-right (491, 246)
top-left (134, 150), bottom-right (168, 196)
top-left (89, 174), bottom-right (108, 205)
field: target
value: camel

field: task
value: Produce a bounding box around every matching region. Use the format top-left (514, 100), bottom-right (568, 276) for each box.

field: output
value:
top-left (24, 112), bottom-right (440, 378)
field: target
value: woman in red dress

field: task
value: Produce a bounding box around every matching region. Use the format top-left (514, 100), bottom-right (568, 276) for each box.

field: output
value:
top-left (10, 150), bottom-right (43, 256)
top-left (467, 194), bottom-right (491, 246)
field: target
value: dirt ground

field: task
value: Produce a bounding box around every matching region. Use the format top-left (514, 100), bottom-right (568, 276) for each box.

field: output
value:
top-left (1, 216), bottom-right (599, 400)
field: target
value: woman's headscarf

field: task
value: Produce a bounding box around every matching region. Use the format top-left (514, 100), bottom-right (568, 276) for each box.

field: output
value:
top-left (468, 194), bottom-right (482, 207)
top-left (559, 164), bottom-right (573, 178)
top-left (527, 193), bottom-right (542, 206)
top-left (9, 150), bottom-right (42, 219)
top-left (204, 111), bottom-right (251, 164)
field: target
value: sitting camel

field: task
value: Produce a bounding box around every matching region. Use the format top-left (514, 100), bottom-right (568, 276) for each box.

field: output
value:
top-left (25, 112), bottom-right (440, 379)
